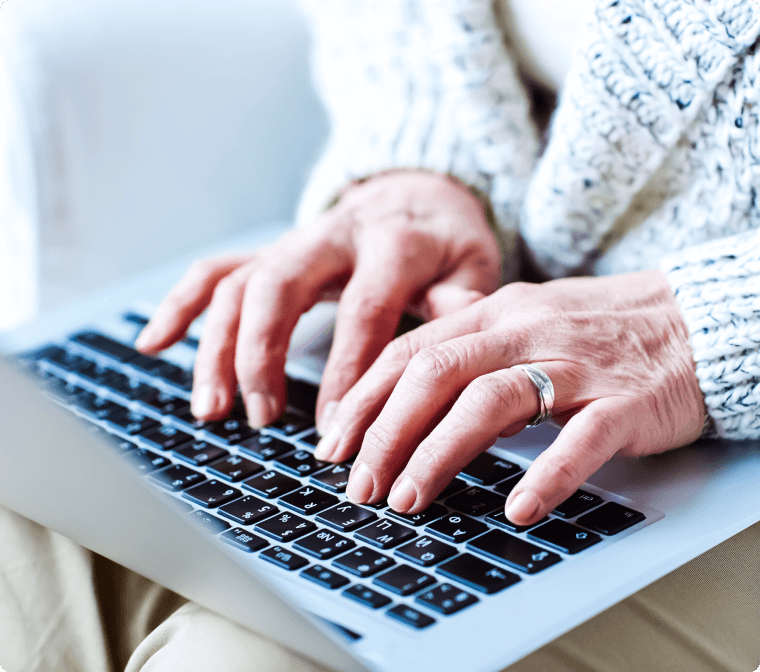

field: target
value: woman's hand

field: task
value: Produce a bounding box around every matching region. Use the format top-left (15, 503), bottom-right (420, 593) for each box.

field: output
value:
top-left (134, 170), bottom-right (501, 428)
top-left (315, 270), bottom-right (706, 525)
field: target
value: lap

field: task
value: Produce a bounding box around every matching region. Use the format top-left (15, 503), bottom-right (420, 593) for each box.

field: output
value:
top-left (0, 504), bottom-right (756, 672)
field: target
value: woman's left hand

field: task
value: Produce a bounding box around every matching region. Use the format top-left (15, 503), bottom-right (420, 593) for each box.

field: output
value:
top-left (314, 269), bottom-right (706, 526)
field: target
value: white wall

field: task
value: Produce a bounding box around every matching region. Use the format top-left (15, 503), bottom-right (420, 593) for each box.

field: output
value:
top-left (0, 0), bottom-right (329, 327)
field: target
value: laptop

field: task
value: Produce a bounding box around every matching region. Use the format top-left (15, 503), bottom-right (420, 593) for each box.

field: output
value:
top-left (1, 223), bottom-right (759, 672)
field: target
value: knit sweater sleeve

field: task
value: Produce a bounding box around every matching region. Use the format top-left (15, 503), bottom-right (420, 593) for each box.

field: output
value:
top-left (663, 229), bottom-right (760, 440)
top-left (293, 0), bottom-right (538, 269)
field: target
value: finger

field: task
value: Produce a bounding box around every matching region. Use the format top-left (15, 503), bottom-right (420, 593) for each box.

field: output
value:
top-left (313, 299), bottom-right (487, 463)
top-left (316, 236), bottom-right (445, 433)
top-left (387, 365), bottom-right (558, 513)
top-left (190, 263), bottom-right (256, 420)
top-left (136, 255), bottom-right (250, 353)
top-left (234, 239), bottom-right (351, 427)
top-left (505, 396), bottom-right (638, 525)
top-left (344, 324), bottom-right (541, 505)
top-left (421, 254), bottom-right (498, 319)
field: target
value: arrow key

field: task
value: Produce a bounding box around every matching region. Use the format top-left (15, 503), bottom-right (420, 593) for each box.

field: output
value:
top-left (528, 519), bottom-right (602, 554)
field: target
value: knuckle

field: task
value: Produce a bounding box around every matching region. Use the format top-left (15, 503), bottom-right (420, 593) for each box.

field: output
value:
top-left (378, 334), bottom-right (417, 370)
top-left (463, 374), bottom-right (520, 418)
top-left (411, 441), bottom-right (447, 474)
top-left (547, 456), bottom-right (579, 492)
top-left (406, 346), bottom-right (458, 386)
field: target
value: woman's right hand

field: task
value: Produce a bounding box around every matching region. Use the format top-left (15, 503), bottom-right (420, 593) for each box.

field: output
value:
top-left (134, 170), bottom-right (502, 431)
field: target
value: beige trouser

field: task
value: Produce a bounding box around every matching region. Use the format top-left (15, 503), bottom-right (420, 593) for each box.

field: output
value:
top-left (0, 505), bottom-right (757, 672)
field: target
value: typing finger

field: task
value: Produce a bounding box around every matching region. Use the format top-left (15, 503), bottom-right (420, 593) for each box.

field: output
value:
top-left (190, 263), bottom-right (256, 420)
top-left (505, 396), bottom-right (639, 525)
top-left (313, 301), bottom-right (487, 463)
top-left (136, 254), bottom-right (250, 354)
top-left (344, 324), bottom-right (540, 505)
top-left (316, 232), bottom-right (449, 432)
top-left (235, 235), bottom-right (351, 427)
top-left (386, 365), bottom-right (562, 513)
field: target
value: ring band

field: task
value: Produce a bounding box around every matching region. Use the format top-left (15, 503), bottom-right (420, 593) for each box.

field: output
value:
top-left (513, 363), bottom-right (555, 427)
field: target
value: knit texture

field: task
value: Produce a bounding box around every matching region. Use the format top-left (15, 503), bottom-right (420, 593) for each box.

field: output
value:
top-left (295, 0), bottom-right (760, 439)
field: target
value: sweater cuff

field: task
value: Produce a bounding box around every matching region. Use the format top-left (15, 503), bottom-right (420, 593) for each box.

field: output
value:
top-left (662, 231), bottom-right (760, 440)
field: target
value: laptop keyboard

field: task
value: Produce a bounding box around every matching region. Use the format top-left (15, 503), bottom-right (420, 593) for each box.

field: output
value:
top-left (20, 322), bottom-right (652, 632)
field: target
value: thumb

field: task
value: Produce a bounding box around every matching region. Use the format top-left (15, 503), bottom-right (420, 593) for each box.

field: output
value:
top-left (423, 258), bottom-right (496, 317)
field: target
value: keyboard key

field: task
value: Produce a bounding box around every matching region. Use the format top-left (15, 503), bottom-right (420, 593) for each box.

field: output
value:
top-left (294, 529), bottom-right (356, 560)
top-left (395, 536), bottom-right (457, 567)
top-left (125, 448), bottom-right (172, 474)
top-left (373, 565), bottom-right (436, 596)
top-left (333, 547), bottom-right (395, 578)
top-left (154, 362), bottom-right (193, 392)
top-left (275, 450), bottom-right (330, 478)
top-left (203, 418), bottom-right (257, 446)
top-left (485, 511), bottom-right (548, 534)
top-left (317, 504), bottom-right (377, 533)
top-left (72, 391), bottom-right (122, 421)
top-left (188, 510), bottom-right (231, 534)
top-left (300, 565), bottom-right (350, 590)
top-left (386, 605), bottom-right (435, 629)
top-left (139, 391), bottom-right (189, 416)
top-left (218, 495), bottom-right (279, 526)
top-left (436, 553), bottom-right (521, 594)
top-left (310, 464), bottom-right (351, 493)
top-left (364, 499), bottom-right (388, 511)
top-left (528, 519), bottom-right (602, 554)
top-left (139, 425), bottom-right (194, 452)
top-left (299, 431), bottom-right (319, 447)
top-left (44, 377), bottom-right (84, 404)
top-left (260, 545), bottom-right (309, 571)
top-left (354, 519), bottom-right (416, 550)
top-left (552, 490), bottom-right (604, 519)
top-left (106, 408), bottom-right (160, 435)
top-left (105, 374), bottom-right (159, 403)
top-left (174, 441), bottom-right (230, 468)
top-left (172, 409), bottom-right (214, 433)
top-left (242, 470), bottom-right (300, 499)
top-left (76, 361), bottom-right (119, 385)
top-left (416, 583), bottom-right (478, 615)
top-left (576, 502), bottom-right (646, 535)
top-left (386, 503), bottom-right (447, 527)
top-left (437, 478), bottom-right (468, 501)
top-left (40, 349), bottom-right (96, 375)
top-left (221, 527), bottom-right (269, 553)
top-left (255, 512), bottom-right (317, 542)
top-left (206, 454), bottom-right (262, 481)
top-left (70, 331), bottom-right (138, 363)
top-left (279, 487), bottom-right (340, 516)
top-left (267, 410), bottom-right (314, 436)
top-left (460, 453), bottom-right (521, 486)
top-left (150, 464), bottom-right (206, 492)
top-left (426, 513), bottom-right (488, 544)
top-left (492, 474), bottom-right (523, 498)
top-left (343, 585), bottom-right (392, 610)
top-left (110, 437), bottom-right (138, 454)
top-left (285, 376), bottom-right (318, 416)
top-left (445, 487), bottom-right (504, 517)
top-left (468, 530), bottom-right (562, 573)
top-left (239, 434), bottom-right (294, 461)
top-left (182, 480), bottom-right (241, 508)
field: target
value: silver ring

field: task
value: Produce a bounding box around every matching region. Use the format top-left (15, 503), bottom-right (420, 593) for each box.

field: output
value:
top-left (512, 363), bottom-right (555, 427)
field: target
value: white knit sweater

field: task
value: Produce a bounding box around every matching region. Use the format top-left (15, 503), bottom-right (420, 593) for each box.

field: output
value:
top-left (294, 0), bottom-right (760, 440)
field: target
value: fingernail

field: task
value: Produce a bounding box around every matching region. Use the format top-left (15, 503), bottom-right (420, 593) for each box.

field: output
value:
top-left (192, 384), bottom-right (217, 419)
top-left (346, 463), bottom-right (374, 504)
top-left (314, 423), bottom-right (340, 461)
top-left (247, 392), bottom-right (277, 428)
top-left (506, 491), bottom-right (540, 524)
top-left (388, 476), bottom-right (418, 513)
top-left (318, 401), bottom-right (339, 435)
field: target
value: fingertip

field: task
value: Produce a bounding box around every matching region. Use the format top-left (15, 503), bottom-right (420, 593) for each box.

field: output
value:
top-left (246, 391), bottom-right (278, 428)
top-left (135, 325), bottom-right (158, 353)
top-left (314, 423), bottom-right (341, 461)
top-left (387, 476), bottom-right (418, 513)
top-left (505, 490), bottom-right (541, 526)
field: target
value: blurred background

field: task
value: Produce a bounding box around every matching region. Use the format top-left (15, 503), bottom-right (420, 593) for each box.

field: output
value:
top-left (0, 0), bottom-right (329, 330)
